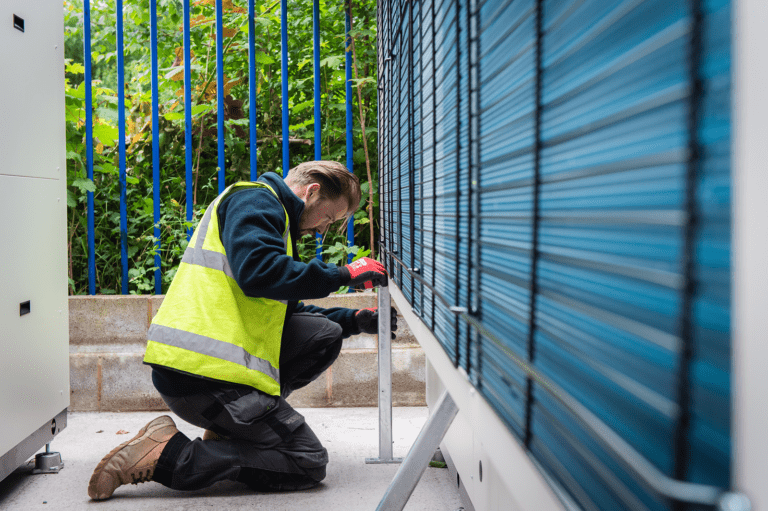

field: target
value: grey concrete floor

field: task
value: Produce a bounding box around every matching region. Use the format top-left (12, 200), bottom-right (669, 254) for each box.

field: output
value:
top-left (0, 408), bottom-right (463, 511)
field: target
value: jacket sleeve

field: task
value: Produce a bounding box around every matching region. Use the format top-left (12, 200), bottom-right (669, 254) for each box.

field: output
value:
top-left (294, 302), bottom-right (360, 339)
top-left (218, 188), bottom-right (343, 301)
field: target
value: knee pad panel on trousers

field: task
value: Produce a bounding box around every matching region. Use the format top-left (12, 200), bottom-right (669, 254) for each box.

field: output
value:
top-left (236, 465), bottom-right (326, 492)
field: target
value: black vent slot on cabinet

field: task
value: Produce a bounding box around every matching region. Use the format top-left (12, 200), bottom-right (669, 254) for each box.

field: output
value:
top-left (14, 15), bottom-right (24, 32)
top-left (20, 301), bottom-right (30, 316)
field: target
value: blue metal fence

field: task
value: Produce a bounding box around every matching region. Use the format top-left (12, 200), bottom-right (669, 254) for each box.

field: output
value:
top-left (80, 0), bottom-right (357, 293)
top-left (378, 0), bottom-right (736, 509)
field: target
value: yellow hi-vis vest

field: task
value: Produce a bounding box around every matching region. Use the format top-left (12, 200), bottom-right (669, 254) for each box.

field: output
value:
top-left (144, 181), bottom-right (292, 396)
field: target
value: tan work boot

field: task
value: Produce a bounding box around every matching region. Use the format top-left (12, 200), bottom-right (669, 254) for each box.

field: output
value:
top-left (88, 415), bottom-right (179, 500)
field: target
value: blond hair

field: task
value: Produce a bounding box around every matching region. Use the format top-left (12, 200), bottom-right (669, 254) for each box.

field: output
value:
top-left (286, 160), bottom-right (361, 213)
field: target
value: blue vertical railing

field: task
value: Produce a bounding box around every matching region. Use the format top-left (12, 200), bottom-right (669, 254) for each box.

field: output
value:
top-left (150, 0), bottom-right (161, 294)
top-left (84, 0), bottom-right (95, 295)
top-left (83, 0), bottom-right (357, 294)
top-left (314, 0), bottom-right (323, 260)
top-left (345, 1), bottom-right (354, 264)
top-left (248, 0), bottom-right (258, 181)
top-left (215, 0), bottom-right (226, 194)
top-left (280, 0), bottom-right (290, 177)
top-left (183, 0), bottom-right (194, 237)
top-left (117, 0), bottom-right (128, 294)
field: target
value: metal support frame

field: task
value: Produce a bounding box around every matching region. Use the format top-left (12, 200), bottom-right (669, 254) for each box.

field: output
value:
top-left (375, 389), bottom-right (458, 511)
top-left (365, 285), bottom-right (403, 464)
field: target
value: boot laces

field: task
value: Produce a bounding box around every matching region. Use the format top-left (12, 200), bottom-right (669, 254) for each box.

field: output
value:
top-left (130, 470), bottom-right (152, 485)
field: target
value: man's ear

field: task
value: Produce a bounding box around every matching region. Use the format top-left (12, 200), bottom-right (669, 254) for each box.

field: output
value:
top-left (305, 182), bottom-right (321, 201)
top-left (292, 182), bottom-right (321, 202)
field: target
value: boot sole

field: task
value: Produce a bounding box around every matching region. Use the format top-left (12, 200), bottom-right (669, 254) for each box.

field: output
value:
top-left (87, 415), bottom-right (175, 500)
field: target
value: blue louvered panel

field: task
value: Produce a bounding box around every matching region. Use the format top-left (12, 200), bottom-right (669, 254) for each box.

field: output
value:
top-left (377, 0), bottom-right (732, 509)
top-left (419, 1), bottom-right (437, 323)
top-left (410, 0), bottom-right (423, 312)
top-left (400, 0), bottom-right (425, 310)
top-left (378, 0), bottom-right (391, 276)
top-left (455, 0), bottom-right (473, 372)
top-left (531, 386), bottom-right (669, 511)
top-left (477, 0), bottom-right (537, 436)
top-left (431, 0), bottom-right (462, 361)
top-left (532, 0), bottom-right (692, 508)
top-left (397, 4), bottom-right (410, 273)
top-left (687, 0), bottom-right (731, 489)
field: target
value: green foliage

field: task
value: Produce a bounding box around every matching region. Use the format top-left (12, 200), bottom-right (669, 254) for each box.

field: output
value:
top-left (63, 0), bottom-right (379, 295)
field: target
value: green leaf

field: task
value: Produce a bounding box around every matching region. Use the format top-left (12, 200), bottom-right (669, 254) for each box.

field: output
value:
top-left (360, 180), bottom-right (378, 194)
top-left (320, 55), bottom-right (344, 69)
top-left (93, 123), bottom-right (119, 145)
top-left (297, 58), bottom-right (311, 72)
top-left (353, 147), bottom-right (367, 165)
top-left (68, 82), bottom-right (86, 99)
top-left (66, 150), bottom-right (83, 163)
top-left (66, 61), bottom-right (86, 75)
top-left (72, 178), bottom-right (96, 193)
top-left (254, 51), bottom-right (275, 65)
top-left (66, 189), bottom-right (77, 208)
top-left (291, 100), bottom-right (313, 114)
top-left (94, 163), bottom-right (118, 175)
top-left (126, 176), bottom-right (139, 185)
top-left (288, 119), bottom-right (312, 131)
top-left (349, 28), bottom-right (376, 39)
top-left (143, 197), bottom-right (153, 216)
top-left (164, 112), bottom-right (185, 121)
top-left (349, 77), bottom-right (375, 87)
top-left (191, 104), bottom-right (212, 116)
top-left (352, 248), bottom-right (371, 262)
top-left (96, 106), bottom-right (118, 124)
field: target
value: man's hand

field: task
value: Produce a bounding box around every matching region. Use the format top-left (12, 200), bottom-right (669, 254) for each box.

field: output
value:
top-left (355, 307), bottom-right (398, 338)
top-left (339, 257), bottom-right (388, 289)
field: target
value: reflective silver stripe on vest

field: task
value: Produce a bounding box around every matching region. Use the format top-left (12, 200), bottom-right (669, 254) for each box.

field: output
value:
top-left (178, 201), bottom-right (236, 279)
top-left (181, 184), bottom-right (290, 283)
top-left (148, 324), bottom-right (280, 383)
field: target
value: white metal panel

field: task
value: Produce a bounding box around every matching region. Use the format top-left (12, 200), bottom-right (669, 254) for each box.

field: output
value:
top-left (0, 0), bottom-right (69, 464)
top-left (0, 0), bottom-right (66, 179)
top-left (733, 0), bottom-right (768, 508)
top-left (0, 175), bottom-right (69, 457)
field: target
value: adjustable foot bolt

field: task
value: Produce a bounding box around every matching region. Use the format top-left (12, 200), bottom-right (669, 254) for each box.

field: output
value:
top-left (32, 444), bottom-right (64, 474)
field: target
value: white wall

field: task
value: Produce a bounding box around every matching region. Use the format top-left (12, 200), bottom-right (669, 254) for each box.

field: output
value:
top-left (733, 0), bottom-right (768, 508)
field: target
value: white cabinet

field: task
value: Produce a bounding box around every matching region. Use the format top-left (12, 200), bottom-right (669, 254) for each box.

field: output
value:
top-left (0, 0), bottom-right (69, 482)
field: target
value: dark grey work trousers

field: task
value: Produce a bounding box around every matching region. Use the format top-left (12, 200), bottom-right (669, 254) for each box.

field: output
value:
top-left (152, 313), bottom-right (344, 492)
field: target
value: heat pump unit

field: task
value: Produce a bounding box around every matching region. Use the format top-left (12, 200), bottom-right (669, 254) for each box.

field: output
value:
top-left (0, 0), bottom-right (69, 482)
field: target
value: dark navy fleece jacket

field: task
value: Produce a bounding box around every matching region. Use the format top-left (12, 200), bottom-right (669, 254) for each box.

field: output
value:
top-left (152, 172), bottom-right (360, 397)
top-left (216, 172), bottom-right (359, 337)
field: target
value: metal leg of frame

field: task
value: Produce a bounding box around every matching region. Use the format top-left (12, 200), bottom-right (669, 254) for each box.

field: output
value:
top-left (366, 284), bottom-right (403, 464)
top-left (375, 389), bottom-right (458, 511)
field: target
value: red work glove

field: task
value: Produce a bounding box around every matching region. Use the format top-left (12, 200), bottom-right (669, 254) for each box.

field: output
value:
top-left (355, 307), bottom-right (398, 338)
top-left (339, 257), bottom-right (388, 289)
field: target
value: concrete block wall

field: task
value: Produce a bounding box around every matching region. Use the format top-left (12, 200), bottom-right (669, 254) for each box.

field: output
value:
top-left (68, 292), bottom-right (425, 412)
